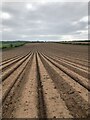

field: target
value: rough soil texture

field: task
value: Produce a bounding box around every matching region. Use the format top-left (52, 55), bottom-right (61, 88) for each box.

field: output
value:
top-left (1, 43), bottom-right (89, 119)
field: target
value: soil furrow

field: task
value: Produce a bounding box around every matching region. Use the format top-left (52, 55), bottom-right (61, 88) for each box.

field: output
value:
top-left (37, 53), bottom-right (73, 118)
top-left (2, 53), bottom-right (33, 103)
top-left (0, 52), bottom-right (31, 72)
top-left (41, 53), bottom-right (89, 91)
top-left (2, 43), bottom-right (89, 119)
top-left (43, 52), bottom-right (88, 71)
top-left (39, 53), bottom-right (88, 118)
top-left (39, 53), bottom-right (88, 102)
top-left (43, 53), bottom-right (88, 79)
top-left (1, 53), bottom-right (32, 82)
top-left (1, 54), bottom-right (23, 65)
top-left (1, 55), bottom-right (20, 65)
top-left (3, 54), bottom-right (37, 118)
top-left (42, 51), bottom-right (88, 68)
top-left (36, 52), bottom-right (47, 119)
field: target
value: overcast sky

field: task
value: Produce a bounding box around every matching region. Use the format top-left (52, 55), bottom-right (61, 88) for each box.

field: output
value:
top-left (0, 1), bottom-right (89, 41)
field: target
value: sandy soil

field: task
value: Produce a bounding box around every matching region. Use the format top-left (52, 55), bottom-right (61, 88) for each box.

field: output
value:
top-left (1, 43), bottom-right (89, 119)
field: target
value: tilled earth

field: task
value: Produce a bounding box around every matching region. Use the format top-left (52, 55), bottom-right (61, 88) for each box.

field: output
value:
top-left (1, 43), bottom-right (89, 119)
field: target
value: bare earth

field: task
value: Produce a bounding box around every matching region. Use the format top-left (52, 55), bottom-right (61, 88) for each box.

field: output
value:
top-left (1, 43), bottom-right (89, 119)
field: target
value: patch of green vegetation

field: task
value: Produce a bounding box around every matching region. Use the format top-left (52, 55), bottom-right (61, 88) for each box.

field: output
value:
top-left (0, 41), bottom-right (26, 49)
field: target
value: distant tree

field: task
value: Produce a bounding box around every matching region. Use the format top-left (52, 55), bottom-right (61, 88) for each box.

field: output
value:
top-left (10, 44), bottom-right (13, 48)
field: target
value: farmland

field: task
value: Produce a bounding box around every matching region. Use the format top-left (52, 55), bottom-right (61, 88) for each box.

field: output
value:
top-left (1, 43), bottom-right (89, 118)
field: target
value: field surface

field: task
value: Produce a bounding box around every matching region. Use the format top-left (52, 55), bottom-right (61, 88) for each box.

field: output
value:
top-left (1, 43), bottom-right (89, 118)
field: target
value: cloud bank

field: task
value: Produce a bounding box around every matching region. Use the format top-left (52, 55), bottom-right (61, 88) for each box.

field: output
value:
top-left (0, 2), bottom-right (88, 41)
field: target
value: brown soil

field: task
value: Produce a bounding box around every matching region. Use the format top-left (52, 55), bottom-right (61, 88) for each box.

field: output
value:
top-left (1, 43), bottom-right (89, 119)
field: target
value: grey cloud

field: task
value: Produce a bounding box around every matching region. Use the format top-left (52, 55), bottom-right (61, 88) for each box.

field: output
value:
top-left (1, 2), bottom-right (88, 41)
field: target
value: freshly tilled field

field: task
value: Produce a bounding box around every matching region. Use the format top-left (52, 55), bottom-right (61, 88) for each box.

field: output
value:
top-left (1, 43), bottom-right (89, 118)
